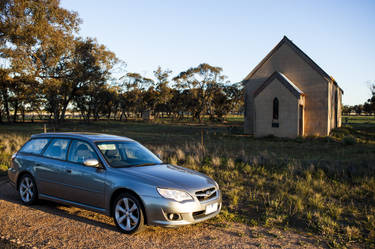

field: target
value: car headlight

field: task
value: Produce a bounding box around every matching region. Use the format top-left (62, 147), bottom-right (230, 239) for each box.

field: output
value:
top-left (157, 188), bottom-right (193, 202)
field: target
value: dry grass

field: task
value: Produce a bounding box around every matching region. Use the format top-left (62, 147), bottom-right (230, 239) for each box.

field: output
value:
top-left (0, 134), bottom-right (27, 156)
top-left (0, 119), bottom-right (374, 247)
top-left (0, 134), bottom-right (28, 175)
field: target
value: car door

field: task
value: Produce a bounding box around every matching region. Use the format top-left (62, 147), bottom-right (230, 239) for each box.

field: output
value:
top-left (36, 138), bottom-right (71, 198)
top-left (63, 139), bottom-right (106, 209)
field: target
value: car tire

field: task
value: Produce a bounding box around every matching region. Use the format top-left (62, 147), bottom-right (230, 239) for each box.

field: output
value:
top-left (18, 174), bottom-right (38, 205)
top-left (113, 193), bottom-right (145, 234)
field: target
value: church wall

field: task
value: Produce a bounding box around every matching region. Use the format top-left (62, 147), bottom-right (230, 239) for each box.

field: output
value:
top-left (254, 78), bottom-right (300, 138)
top-left (337, 88), bottom-right (342, 127)
top-left (245, 42), bottom-right (330, 136)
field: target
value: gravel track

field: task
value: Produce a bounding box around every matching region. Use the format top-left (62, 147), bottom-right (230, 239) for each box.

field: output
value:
top-left (0, 176), bottom-right (324, 249)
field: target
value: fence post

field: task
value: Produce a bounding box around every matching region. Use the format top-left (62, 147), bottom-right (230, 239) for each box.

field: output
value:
top-left (201, 128), bottom-right (204, 148)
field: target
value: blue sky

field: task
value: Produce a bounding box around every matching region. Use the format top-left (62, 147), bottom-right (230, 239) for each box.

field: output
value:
top-left (60, 0), bottom-right (375, 105)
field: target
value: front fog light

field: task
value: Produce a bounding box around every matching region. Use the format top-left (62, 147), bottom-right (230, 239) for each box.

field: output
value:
top-left (168, 213), bottom-right (180, 220)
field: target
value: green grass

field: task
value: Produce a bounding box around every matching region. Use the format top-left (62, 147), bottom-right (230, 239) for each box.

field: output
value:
top-left (0, 116), bottom-right (374, 247)
top-left (342, 115), bottom-right (375, 125)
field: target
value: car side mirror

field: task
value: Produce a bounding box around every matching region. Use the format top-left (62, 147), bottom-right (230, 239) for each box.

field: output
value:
top-left (83, 159), bottom-right (100, 168)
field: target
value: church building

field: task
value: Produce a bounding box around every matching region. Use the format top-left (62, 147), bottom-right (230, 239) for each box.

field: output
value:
top-left (243, 36), bottom-right (343, 138)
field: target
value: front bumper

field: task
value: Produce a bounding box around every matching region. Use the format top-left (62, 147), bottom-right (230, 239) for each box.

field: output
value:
top-left (142, 190), bottom-right (222, 227)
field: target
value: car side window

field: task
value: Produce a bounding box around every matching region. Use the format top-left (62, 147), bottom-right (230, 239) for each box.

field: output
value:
top-left (20, 138), bottom-right (50, 154)
top-left (68, 140), bottom-right (98, 164)
top-left (43, 139), bottom-right (71, 160)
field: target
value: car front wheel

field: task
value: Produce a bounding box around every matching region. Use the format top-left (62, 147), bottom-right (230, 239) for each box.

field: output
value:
top-left (18, 174), bottom-right (38, 205)
top-left (113, 193), bottom-right (144, 234)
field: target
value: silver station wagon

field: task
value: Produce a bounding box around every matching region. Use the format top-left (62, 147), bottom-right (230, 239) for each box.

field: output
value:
top-left (8, 133), bottom-right (222, 233)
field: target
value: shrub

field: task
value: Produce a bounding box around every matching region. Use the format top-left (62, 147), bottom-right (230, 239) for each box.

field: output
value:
top-left (331, 127), bottom-right (351, 138)
top-left (342, 135), bottom-right (356, 145)
top-left (226, 158), bottom-right (235, 169)
top-left (175, 149), bottom-right (185, 161)
top-left (211, 156), bottom-right (221, 167)
top-left (168, 156), bottom-right (177, 165)
top-left (0, 164), bottom-right (7, 176)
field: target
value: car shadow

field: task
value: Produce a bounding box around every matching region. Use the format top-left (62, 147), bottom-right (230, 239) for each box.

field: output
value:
top-left (0, 178), bottom-right (121, 233)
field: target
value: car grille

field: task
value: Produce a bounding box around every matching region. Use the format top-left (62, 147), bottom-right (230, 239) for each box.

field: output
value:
top-left (195, 187), bottom-right (217, 202)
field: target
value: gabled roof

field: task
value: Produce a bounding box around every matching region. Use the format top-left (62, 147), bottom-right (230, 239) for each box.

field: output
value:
top-left (244, 36), bottom-right (343, 93)
top-left (254, 71), bottom-right (304, 98)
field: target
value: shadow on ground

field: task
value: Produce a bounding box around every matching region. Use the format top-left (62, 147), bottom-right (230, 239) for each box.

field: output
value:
top-left (0, 177), bottom-right (122, 233)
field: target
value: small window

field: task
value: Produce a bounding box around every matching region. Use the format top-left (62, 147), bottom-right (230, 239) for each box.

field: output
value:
top-left (273, 98), bottom-right (279, 120)
top-left (68, 140), bottom-right (98, 164)
top-left (43, 139), bottom-right (70, 160)
top-left (20, 138), bottom-right (50, 154)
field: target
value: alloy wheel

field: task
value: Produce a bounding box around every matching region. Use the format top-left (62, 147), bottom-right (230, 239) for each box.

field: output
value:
top-left (19, 176), bottom-right (35, 204)
top-left (115, 197), bottom-right (140, 232)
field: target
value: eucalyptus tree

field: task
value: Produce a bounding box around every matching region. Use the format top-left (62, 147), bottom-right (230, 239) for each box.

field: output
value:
top-left (0, 0), bottom-right (81, 122)
top-left (173, 63), bottom-right (226, 122)
top-left (365, 82), bottom-right (375, 115)
top-left (120, 72), bottom-right (154, 117)
top-left (224, 82), bottom-right (244, 113)
top-left (69, 38), bottom-right (117, 121)
top-left (211, 86), bottom-right (231, 121)
top-left (0, 69), bottom-right (11, 122)
top-left (153, 66), bottom-right (172, 117)
top-left (98, 85), bottom-right (121, 120)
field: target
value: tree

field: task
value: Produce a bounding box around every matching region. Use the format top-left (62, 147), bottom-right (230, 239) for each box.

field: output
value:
top-left (364, 82), bottom-right (375, 115)
top-left (342, 105), bottom-right (352, 116)
top-left (8, 75), bottom-right (39, 122)
top-left (120, 72), bottom-right (154, 118)
top-left (363, 102), bottom-right (372, 115)
top-left (224, 82), bottom-right (244, 114)
top-left (211, 86), bottom-right (231, 121)
top-left (0, 69), bottom-right (11, 122)
top-left (0, 0), bottom-right (81, 122)
top-left (69, 38), bottom-right (117, 121)
top-left (153, 66), bottom-right (172, 118)
top-left (353, 105), bottom-right (363, 116)
top-left (173, 63), bottom-right (226, 122)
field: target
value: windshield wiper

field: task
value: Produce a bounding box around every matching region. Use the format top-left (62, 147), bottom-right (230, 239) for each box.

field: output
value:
top-left (128, 162), bottom-right (163, 167)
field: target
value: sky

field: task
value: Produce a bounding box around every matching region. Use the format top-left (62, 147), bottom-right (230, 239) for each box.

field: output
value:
top-left (60, 0), bottom-right (375, 105)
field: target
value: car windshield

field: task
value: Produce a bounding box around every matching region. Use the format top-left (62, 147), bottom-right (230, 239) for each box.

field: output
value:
top-left (96, 141), bottom-right (162, 168)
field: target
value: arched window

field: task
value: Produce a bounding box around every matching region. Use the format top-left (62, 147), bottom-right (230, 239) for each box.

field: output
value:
top-left (273, 98), bottom-right (279, 120)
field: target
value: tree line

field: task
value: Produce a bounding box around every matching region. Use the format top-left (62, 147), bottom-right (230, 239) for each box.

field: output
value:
top-left (342, 84), bottom-right (375, 116)
top-left (0, 0), bottom-right (243, 123)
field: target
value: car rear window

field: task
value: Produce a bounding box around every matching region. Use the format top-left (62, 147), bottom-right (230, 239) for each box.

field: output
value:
top-left (20, 138), bottom-right (50, 154)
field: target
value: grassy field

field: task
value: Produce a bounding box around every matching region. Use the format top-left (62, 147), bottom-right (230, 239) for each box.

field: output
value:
top-left (0, 116), bottom-right (374, 248)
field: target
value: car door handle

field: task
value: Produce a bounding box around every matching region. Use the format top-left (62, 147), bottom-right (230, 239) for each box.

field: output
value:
top-left (66, 169), bottom-right (72, 173)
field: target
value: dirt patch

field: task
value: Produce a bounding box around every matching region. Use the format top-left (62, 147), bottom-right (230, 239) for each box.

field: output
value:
top-left (0, 176), bottom-right (325, 249)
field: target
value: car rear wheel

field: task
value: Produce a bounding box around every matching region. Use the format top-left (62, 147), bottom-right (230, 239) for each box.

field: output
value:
top-left (113, 193), bottom-right (144, 234)
top-left (18, 174), bottom-right (38, 205)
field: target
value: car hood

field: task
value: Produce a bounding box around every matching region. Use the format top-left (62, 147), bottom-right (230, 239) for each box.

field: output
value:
top-left (117, 164), bottom-right (216, 191)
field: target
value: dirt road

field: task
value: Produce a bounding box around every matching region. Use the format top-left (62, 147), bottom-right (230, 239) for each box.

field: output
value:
top-left (0, 176), bottom-right (323, 249)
